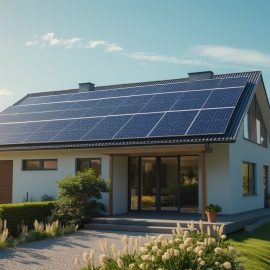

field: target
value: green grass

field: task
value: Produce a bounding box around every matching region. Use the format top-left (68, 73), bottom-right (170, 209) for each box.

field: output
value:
top-left (230, 222), bottom-right (270, 270)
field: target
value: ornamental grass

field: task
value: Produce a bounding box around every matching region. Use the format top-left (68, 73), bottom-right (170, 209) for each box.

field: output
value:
top-left (76, 221), bottom-right (242, 270)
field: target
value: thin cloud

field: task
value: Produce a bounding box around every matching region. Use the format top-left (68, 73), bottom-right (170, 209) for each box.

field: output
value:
top-left (127, 51), bottom-right (203, 65)
top-left (192, 45), bottom-right (270, 67)
top-left (26, 33), bottom-right (270, 68)
top-left (0, 89), bottom-right (14, 96)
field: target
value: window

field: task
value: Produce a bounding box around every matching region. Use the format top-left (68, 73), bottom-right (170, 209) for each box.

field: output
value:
top-left (22, 159), bottom-right (58, 171)
top-left (242, 162), bottom-right (256, 195)
top-left (243, 96), bottom-right (267, 147)
top-left (76, 158), bottom-right (101, 175)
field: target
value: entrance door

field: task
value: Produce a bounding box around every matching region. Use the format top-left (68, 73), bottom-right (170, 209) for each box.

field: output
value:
top-left (0, 160), bottom-right (13, 204)
top-left (180, 156), bottom-right (199, 211)
top-left (263, 165), bottom-right (269, 208)
top-left (128, 156), bottom-right (199, 212)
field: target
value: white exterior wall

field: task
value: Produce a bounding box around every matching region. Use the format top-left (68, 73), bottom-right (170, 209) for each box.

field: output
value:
top-left (205, 143), bottom-right (231, 214)
top-left (228, 122), bottom-right (270, 213)
top-left (112, 156), bottom-right (128, 214)
top-left (0, 149), bottom-right (110, 211)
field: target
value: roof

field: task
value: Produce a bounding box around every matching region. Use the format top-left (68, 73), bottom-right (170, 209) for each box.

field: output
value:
top-left (0, 71), bottom-right (262, 151)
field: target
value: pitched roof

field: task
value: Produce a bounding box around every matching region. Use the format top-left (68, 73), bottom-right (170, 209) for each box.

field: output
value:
top-left (0, 71), bottom-right (262, 151)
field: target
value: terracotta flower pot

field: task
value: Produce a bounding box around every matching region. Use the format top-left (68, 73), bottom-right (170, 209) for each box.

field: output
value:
top-left (206, 211), bottom-right (217, 223)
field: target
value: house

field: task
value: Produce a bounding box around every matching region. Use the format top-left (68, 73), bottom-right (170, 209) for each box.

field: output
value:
top-left (0, 71), bottom-right (269, 217)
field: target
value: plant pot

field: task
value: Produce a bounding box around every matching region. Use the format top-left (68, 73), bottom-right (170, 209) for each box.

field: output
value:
top-left (206, 211), bottom-right (217, 223)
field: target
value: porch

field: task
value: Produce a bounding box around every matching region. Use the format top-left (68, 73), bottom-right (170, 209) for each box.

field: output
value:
top-left (100, 144), bottom-right (210, 219)
top-left (86, 207), bottom-right (270, 234)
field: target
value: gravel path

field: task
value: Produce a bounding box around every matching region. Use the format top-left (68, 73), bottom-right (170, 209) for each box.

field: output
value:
top-left (0, 230), bottom-right (156, 270)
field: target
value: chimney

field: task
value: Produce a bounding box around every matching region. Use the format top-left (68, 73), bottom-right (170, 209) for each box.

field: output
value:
top-left (188, 71), bottom-right (214, 81)
top-left (78, 82), bottom-right (95, 92)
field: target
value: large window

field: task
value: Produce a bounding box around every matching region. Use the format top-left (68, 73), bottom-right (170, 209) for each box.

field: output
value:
top-left (76, 158), bottom-right (101, 175)
top-left (242, 162), bottom-right (256, 195)
top-left (244, 96), bottom-right (267, 147)
top-left (22, 159), bottom-right (58, 171)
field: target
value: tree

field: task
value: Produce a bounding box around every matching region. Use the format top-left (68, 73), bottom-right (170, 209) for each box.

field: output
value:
top-left (52, 169), bottom-right (108, 225)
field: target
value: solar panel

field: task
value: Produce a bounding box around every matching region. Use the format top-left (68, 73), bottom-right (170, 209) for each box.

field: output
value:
top-left (82, 115), bottom-right (132, 140)
top-left (149, 111), bottom-right (197, 137)
top-left (171, 90), bottom-right (211, 110)
top-left (0, 74), bottom-right (251, 145)
top-left (51, 129), bottom-right (90, 142)
top-left (114, 113), bottom-right (163, 139)
top-left (219, 77), bottom-right (248, 88)
top-left (140, 101), bottom-right (175, 113)
top-left (187, 108), bottom-right (234, 135)
top-left (204, 87), bottom-right (244, 108)
top-left (0, 132), bottom-right (31, 144)
top-left (112, 104), bottom-right (145, 115)
top-left (23, 131), bottom-right (60, 143)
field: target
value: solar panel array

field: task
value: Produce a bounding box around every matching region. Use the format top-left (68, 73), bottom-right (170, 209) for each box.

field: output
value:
top-left (0, 77), bottom-right (248, 145)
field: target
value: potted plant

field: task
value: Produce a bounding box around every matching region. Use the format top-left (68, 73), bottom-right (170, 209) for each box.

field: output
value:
top-left (205, 204), bottom-right (222, 222)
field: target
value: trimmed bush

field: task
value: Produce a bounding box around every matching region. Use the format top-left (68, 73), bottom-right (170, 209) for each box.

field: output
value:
top-left (53, 169), bottom-right (108, 225)
top-left (0, 201), bottom-right (55, 236)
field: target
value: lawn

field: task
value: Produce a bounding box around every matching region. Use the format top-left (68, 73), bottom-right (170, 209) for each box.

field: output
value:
top-left (230, 222), bottom-right (270, 270)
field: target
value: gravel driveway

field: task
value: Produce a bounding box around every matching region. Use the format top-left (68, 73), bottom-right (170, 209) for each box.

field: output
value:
top-left (0, 230), bottom-right (155, 270)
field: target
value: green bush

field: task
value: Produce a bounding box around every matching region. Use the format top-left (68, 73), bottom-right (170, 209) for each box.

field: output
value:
top-left (52, 169), bottom-right (108, 225)
top-left (0, 201), bottom-right (55, 236)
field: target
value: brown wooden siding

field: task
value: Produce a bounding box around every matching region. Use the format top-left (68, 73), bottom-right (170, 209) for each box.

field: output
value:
top-left (0, 160), bottom-right (13, 204)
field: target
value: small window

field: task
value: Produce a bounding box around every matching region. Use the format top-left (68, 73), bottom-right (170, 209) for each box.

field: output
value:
top-left (76, 158), bottom-right (101, 175)
top-left (242, 161), bottom-right (256, 195)
top-left (22, 159), bottom-right (58, 171)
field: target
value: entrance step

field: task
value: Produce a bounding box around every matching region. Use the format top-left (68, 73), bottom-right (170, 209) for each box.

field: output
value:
top-left (85, 216), bottom-right (226, 234)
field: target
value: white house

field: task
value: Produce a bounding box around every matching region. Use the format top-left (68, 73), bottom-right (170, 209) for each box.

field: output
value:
top-left (0, 71), bottom-right (269, 217)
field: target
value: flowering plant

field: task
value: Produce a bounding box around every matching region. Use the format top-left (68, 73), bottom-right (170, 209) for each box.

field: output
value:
top-left (76, 221), bottom-right (242, 269)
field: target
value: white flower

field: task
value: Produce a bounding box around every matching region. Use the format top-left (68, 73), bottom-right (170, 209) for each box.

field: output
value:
top-left (221, 234), bottom-right (227, 240)
top-left (129, 263), bottom-right (135, 269)
top-left (140, 247), bottom-right (148, 254)
top-left (117, 258), bottom-right (124, 268)
top-left (200, 260), bottom-right (205, 266)
top-left (214, 247), bottom-right (223, 255)
top-left (198, 249), bottom-right (204, 257)
top-left (152, 245), bottom-right (158, 252)
top-left (223, 261), bottom-right (232, 269)
top-left (141, 254), bottom-right (151, 262)
top-left (162, 251), bottom-right (171, 261)
top-left (173, 249), bottom-right (180, 256)
top-left (139, 263), bottom-right (145, 269)
top-left (215, 261), bottom-right (220, 266)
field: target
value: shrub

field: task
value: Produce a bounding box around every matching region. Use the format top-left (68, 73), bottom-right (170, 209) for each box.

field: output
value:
top-left (52, 169), bottom-right (108, 225)
top-left (205, 204), bottom-right (222, 213)
top-left (0, 201), bottom-right (55, 236)
top-left (76, 222), bottom-right (241, 270)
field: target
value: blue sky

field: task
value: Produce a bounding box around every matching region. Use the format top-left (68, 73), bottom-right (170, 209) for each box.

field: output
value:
top-left (1, 0), bottom-right (270, 111)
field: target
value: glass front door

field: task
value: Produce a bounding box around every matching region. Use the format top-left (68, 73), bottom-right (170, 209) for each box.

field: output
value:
top-left (129, 156), bottom-right (199, 211)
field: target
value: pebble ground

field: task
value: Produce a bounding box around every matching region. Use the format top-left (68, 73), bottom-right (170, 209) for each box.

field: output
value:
top-left (0, 230), bottom-right (156, 270)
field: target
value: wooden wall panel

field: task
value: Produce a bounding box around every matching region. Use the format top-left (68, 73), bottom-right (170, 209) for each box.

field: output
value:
top-left (0, 160), bottom-right (13, 204)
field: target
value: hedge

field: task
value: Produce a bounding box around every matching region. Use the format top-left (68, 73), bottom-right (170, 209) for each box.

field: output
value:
top-left (0, 201), bottom-right (55, 236)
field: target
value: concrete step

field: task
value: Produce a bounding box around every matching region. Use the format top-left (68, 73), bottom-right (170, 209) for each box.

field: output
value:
top-left (85, 223), bottom-right (175, 234)
top-left (91, 217), bottom-right (181, 227)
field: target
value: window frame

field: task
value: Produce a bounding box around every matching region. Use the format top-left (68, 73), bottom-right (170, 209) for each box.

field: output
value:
top-left (243, 96), bottom-right (267, 147)
top-left (22, 159), bottom-right (58, 171)
top-left (75, 158), bottom-right (102, 175)
top-left (242, 161), bottom-right (257, 196)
